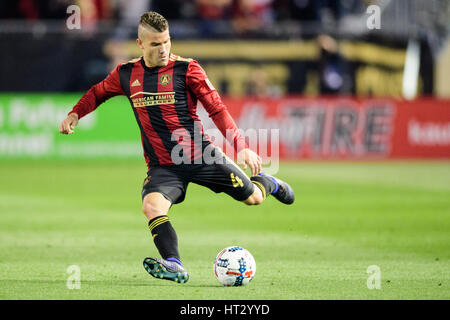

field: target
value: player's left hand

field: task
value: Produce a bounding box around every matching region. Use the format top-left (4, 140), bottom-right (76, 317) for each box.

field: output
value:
top-left (237, 148), bottom-right (262, 176)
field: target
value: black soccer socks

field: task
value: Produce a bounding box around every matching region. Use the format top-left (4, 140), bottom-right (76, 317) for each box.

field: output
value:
top-left (148, 216), bottom-right (181, 265)
top-left (250, 173), bottom-right (278, 199)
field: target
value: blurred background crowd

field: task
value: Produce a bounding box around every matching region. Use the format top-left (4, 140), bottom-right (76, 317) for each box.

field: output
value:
top-left (1, 0), bottom-right (449, 97)
top-left (0, 0), bottom-right (393, 32)
top-left (2, 0), bottom-right (449, 38)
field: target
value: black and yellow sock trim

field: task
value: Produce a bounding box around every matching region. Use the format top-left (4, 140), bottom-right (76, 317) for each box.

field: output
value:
top-left (250, 175), bottom-right (276, 199)
top-left (251, 181), bottom-right (267, 200)
top-left (148, 216), bottom-right (170, 232)
top-left (147, 215), bottom-right (180, 260)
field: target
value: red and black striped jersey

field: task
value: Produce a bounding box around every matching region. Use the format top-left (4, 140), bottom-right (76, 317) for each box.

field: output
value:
top-left (70, 54), bottom-right (247, 168)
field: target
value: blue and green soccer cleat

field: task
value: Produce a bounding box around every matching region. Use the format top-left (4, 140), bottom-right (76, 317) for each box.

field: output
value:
top-left (143, 257), bottom-right (189, 283)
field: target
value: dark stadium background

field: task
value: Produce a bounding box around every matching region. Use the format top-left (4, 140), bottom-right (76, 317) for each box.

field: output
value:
top-left (0, 0), bottom-right (445, 95)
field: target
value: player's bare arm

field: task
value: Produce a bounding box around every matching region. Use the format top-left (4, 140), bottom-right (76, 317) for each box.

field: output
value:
top-left (59, 112), bottom-right (79, 135)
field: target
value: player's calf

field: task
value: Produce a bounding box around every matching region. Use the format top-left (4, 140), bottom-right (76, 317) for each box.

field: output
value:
top-left (141, 192), bottom-right (184, 276)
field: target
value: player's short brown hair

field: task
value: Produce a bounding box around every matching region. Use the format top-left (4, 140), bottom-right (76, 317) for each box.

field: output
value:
top-left (139, 11), bottom-right (168, 33)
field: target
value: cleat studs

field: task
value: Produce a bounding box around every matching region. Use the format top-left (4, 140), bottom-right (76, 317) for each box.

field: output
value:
top-left (143, 258), bottom-right (189, 283)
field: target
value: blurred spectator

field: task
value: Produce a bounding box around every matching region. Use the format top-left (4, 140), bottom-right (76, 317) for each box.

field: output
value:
top-left (273, 0), bottom-right (363, 31)
top-left (246, 67), bottom-right (283, 98)
top-left (316, 34), bottom-right (351, 94)
top-left (152, 0), bottom-right (196, 20)
top-left (0, 0), bottom-right (68, 20)
top-left (197, 0), bottom-right (233, 20)
top-left (14, 0), bottom-right (40, 20)
top-left (112, 0), bottom-right (152, 39)
top-left (196, 0), bottom-right (233, 37)
top-left (246, 67), bottom-right (270, 97)
top-left (76, 0), bottom-right (114, 33)
top-left (232, 0), bottom-right (274, 35)
top-left (116, 0), bottom-right (152, 27)
top-left (275, 0), bottom-right (320, 22)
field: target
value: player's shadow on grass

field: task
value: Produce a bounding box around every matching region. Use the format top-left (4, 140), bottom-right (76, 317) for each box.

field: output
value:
top-left (2, 279), bottom-right (221, 288)
top-left (115, 281), bottom-right (221, 288)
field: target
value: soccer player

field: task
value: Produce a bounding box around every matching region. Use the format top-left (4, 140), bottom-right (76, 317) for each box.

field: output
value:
top-left (59, 11), bottom-right (294, 284)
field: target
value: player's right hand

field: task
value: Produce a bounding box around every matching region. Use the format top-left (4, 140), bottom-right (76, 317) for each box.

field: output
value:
top-left (59, 113), bottom-right (79, 134)
top-left (237, 148), bottom-right (262, 177)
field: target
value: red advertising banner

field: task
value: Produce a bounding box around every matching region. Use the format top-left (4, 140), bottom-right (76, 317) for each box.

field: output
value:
top-left (200, 97), bottom-right (450, 160)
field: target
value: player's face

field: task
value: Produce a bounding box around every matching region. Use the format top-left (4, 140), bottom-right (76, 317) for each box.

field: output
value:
top-left (137, 28), bottom-right (171, 67)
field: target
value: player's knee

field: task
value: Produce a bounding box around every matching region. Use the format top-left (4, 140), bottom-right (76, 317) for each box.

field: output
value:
top-left (243, 185), bottom-right (265, 205)
top-left (141, 192), bottom-right (171, 220)
top-left (142, 201), bottom-right (166, 220)
top-left (243, 192), bottom-right (264, 206)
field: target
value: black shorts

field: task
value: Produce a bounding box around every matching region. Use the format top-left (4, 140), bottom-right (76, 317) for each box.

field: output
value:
top-left (141, 149), bottom-right (254, 204)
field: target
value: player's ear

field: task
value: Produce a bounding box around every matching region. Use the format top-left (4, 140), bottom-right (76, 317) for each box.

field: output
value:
top-left (136, 38), bottom-right (144, 50)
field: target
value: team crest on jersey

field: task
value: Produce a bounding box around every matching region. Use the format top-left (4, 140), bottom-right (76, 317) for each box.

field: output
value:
top-left (159, 74), bottom-right (171, 86)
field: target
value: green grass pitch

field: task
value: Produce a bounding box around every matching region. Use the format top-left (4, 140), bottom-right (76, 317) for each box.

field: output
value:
top-left (0, 160), bottom-right (449, 299)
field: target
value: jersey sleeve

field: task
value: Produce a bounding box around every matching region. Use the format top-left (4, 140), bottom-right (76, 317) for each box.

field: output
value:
top-left (69, 64), bottom-right (124, 119)
top-left (187, 60), bottom-right (248, 153)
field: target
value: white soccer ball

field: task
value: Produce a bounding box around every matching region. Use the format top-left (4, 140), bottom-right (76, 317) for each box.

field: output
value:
top-left (213, 246), bottom-right (256, 286)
